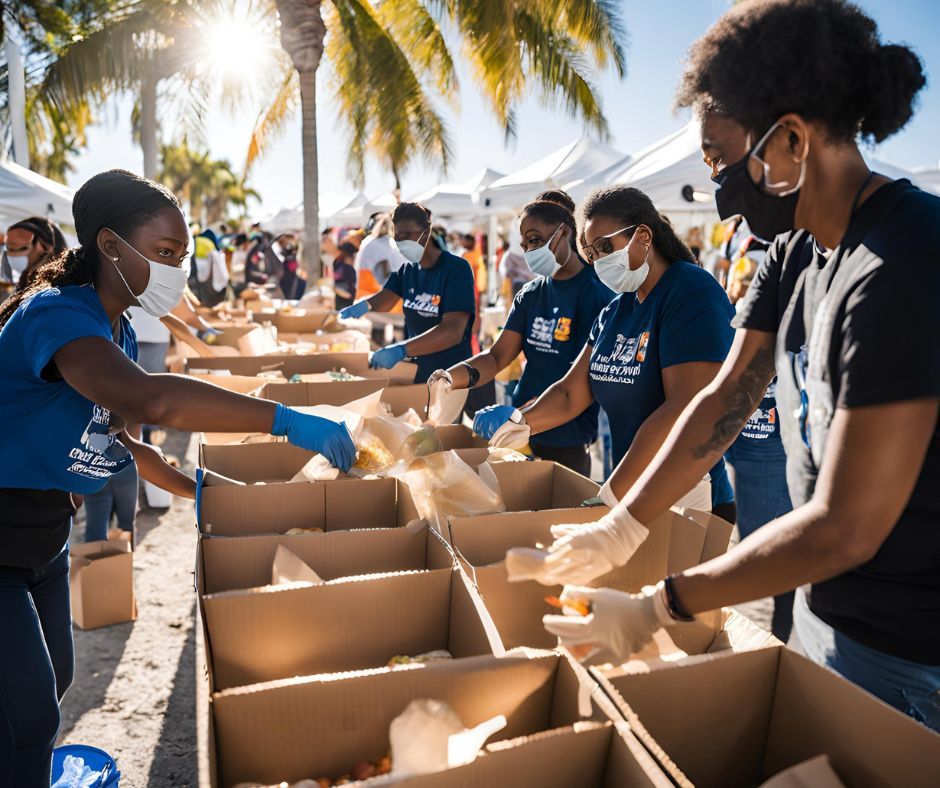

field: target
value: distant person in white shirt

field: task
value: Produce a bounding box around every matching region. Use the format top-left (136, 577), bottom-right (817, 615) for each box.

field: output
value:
top-left (354, 213), bottom-right (406, 300)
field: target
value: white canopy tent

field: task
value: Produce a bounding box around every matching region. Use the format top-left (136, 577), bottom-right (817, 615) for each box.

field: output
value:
top-left (260, 203), bottom-right (305, 235)
top-left (0, 158), bottom-right (75, 229)
top-left (911, 164), bottom-right (940, 195)
top-left (478, 137), bottom-right (624, 214)
top-left (411, 168), bottom-right (504, 219)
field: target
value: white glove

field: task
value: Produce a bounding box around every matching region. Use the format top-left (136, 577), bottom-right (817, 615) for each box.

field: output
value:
top-left (489, 410), bottom-right (531, 449)
top-left (538, 506), bottom-right (649, 586)
top-left (597, 479), bottom-right (619, 508)
top-left (542, 583), bottom-right (673, 663)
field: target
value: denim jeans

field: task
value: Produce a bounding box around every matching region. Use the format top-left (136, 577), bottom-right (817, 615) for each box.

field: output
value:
top-left (0, 548), bottom-right (74, 786)
top-left (83, 463), bottom-right (139, 542)
top-left (725, 436), bottom-right (795, 641)
top-left (794, 588), bottom-right (940, 732)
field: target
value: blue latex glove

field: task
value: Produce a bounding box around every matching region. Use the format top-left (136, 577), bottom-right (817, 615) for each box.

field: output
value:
top-left (198, 327), bottom-right (222, 344)
top-left (271, 403), bottom-right (356, 472)
top-left (339, 300), bottom-right (371, 320)
top-left (370, 343), bottom-right (408, 370)
top-left (472, 405), bottom-right (519, 439)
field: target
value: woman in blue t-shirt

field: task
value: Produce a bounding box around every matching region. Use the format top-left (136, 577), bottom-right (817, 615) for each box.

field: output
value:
top-left (430, 196), bottom-right (613, 476)
top-left (0, 170), bottom-right (355, 784)
top-left (475, 186), bottom-right (736, 520)
top-left (338, 202), bottom-right (476, 383)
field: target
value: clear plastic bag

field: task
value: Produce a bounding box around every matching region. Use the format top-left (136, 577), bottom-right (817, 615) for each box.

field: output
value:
top-left (398, 451), bottom-right (505, 531)
top-left (51, 755), bottom-right (103, 788)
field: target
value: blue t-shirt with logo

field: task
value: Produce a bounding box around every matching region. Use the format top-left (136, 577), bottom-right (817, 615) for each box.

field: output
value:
top-left (587, 262), bottom-right (735, 495)
top-left (385, 250), bottom-right (476, 382)
top-left (0, 285), bottom-right (138, 494)
top-left (505, 264), bottom-right (613, 447)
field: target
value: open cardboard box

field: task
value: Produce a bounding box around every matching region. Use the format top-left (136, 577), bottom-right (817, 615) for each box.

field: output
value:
top-left (198, 475), bottom-right (420, 536)
top-left (250, 307), bottom-right (337, 333)
top-left (69, 539), bottom-right (137, 630)
top-left (445, 506), bottom-right (735, 651)
top-left (186, 352), bottom-right (415, 384)
top-left (200, 567), bottom-right (497, 691)
top-left (258, 380), bottom-right (427, 415)
top-left (198, 425), bottom-right (486, 483)
top-left (595, 645), bottom-right (940, 788)
top-left (208, 649), bottom-right (670, 788)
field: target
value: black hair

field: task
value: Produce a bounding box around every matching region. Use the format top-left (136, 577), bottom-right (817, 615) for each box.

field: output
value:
top-left (0, 169), bottom-right (181, 328)
top-left (520, 199), bottom-right (578, 252)
top-left (338, 241), bottom-right (358, 256)
top-left (579, 186), bottom-right (695, 264)
top-left (8, 216), bottom-right (68, 258)
top-left (676, 0), bottom-right (926, 144)
top-left (392, 202), bottom-right (431, 229)
top-left (535, 189), bottom-right (576, 215)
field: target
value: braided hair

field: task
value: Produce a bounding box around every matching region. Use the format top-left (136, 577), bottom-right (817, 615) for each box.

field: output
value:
top-left (0, 170), bottom-right (181, 328)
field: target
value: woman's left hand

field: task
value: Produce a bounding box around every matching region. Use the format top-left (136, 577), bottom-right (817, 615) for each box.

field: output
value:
top-left (370, 343), bottom-right (408, 369)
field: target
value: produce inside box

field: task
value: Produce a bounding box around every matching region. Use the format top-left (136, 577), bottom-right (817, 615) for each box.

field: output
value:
top-left (445, 506), bottom-right (734, 651)
top-left (198, 425), bottom-right (485, 483)
top-left (209, 651), bottom-right (660, 788)
top-left (200, 567), bottom-right (496, 690)
top-left (197, 475), bottom-right (420, 536)
top-left (594, 646), bottom-right (940, 788)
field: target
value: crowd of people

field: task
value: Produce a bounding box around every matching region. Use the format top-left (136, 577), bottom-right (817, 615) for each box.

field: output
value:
top-left (0, 0), bottom-right (937, 782)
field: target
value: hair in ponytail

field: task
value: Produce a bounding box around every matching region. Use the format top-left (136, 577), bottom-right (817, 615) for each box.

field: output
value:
top-left (579, 186), bottom-right (696, 264)
top-left (8, 216), bottom-right (68, 259)
top-left (0, 169), bottom-right (180, 328)
top-left (520, 199), bottom-right (579, 252)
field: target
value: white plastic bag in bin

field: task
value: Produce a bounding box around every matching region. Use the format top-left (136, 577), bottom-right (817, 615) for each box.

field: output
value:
top-left (52, 755), bottom-right (102, 788)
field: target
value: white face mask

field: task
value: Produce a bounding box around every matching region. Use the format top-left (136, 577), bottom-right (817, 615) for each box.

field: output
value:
top-left (393, 229), bottom-right (428, 264)
top-left (524, 225), bottom-right (568, 278)
top-left (7, 254), bottom-right (29, 276)
top-left (594, 231), bottom-right (650, 293)
top-left (107, 229), bottom-right (188, 317)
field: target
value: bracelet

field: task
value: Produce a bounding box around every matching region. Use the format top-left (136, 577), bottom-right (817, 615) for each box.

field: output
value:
top-left (663, 576), bottom-right (695, 622)
top-left (462, 362), bottom-right (481, 389)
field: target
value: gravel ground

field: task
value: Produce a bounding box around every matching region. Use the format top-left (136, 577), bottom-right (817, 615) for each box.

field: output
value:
top-left (56, 431), bottom-right (773, 786)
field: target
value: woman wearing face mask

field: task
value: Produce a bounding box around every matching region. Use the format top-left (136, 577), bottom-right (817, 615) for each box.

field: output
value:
top-left (2, 216), bottom-right (68, 287)
top-left (475, 186), bottom-right (735, 516)
top-left (430, 198), bottom-right (613, 475)
top-left (0, 170), bottom-right (355, 783)
top-left (338, 202), bottom-right (476, 382)
top-left (531, 0), bottom-right (940, 730)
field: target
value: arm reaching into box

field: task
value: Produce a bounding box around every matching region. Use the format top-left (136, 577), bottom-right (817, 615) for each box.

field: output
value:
top-left (441, 327), bottom-right (525, 391)
top-left (121, 429), bottom-right (196, 499)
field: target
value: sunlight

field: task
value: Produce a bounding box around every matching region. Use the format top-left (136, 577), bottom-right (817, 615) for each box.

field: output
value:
top-left (201, 16), bottom-right (264, 83)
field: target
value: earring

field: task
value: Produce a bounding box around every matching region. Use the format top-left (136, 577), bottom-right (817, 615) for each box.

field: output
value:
top-left (112, 256), bottom-right (120, 261)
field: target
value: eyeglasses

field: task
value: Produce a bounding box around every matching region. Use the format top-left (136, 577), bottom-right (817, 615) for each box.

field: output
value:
top-left (580, 225), bottom-right (636, 263)
top-left (790, 345), bottom-right (812, 450)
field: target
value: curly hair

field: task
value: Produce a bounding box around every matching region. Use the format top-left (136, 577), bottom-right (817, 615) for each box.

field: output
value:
top-left (676, 0), bottom-right (925, 144)
top-left (0, 169), bottom-right (180, 328)
top-left (392, 202), bottom-right (431, 229)
top-left (520, 199), bottom-right (579, 252)
top-left (579, 186), bottom-right (696, 264)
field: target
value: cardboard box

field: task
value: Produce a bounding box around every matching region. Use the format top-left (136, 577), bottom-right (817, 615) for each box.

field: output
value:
top-left (445, 506), bottom-right (733, 651)
top-left (258, 380), bottom-right (426, 415)
top-left (69, 540), bottom-right (137, 630)
top-left (198, 526), bottom-right (455, 595)
top-left (596, 646), bottom-right (940, 788)
top-left (186, 352), bottom-right (372, 376)
top-left (201, 567), bottom-right (497, 690)
top-left (251, 307), bottom-right (335, 333)
top-left (198, 476), bottom-right (420, 536)
top-left (209, 650), bottom-right (668, 788)
top-left (198, 425), bottom-right (486, 483)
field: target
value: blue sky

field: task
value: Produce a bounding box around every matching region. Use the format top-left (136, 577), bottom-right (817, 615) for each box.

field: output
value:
top-left (66, 0), bottom-right (940, 217)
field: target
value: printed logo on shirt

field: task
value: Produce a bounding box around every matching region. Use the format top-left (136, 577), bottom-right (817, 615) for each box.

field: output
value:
top-left (741, 384), bottom-right (780, 441)
top-left (589, 331), bottom-right (650, 384)
top-left (403, 291), bottom-right (441, 317)
top-left (67, 405), bottom-right (131, 480)
top-left (553, 317), bottom-right (572, 342)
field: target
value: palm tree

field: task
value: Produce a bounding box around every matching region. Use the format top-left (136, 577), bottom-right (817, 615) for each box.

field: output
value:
top-left (42, 0), bottom-right (280, 179)
top-left (254, 0), bottom-right (626, 276)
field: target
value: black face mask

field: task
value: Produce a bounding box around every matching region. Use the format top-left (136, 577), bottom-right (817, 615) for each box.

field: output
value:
top-left (712, 155), bottom-right (800, 241)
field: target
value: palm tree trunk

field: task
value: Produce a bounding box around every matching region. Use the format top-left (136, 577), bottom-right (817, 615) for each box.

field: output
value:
top-left (299, 68), bottom-right (320, 279)
top-left (140, 66), bottom-right (158, 180)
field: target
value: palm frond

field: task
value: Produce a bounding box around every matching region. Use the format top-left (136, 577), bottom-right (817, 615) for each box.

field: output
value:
top-left (534, 0), bottom-right (627, 77)
top-left (244, 64), bottom-right (299, 173)
top-left (375, 0), bottom-right (458, 96)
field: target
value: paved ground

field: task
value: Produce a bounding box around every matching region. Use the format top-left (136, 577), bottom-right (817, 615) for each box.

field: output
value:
top-left (57, 431), bottom-right (773, 786)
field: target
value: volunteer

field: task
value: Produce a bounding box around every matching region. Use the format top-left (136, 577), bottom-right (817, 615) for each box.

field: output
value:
top-left (0, 169), bottom-right (355, 783)
top-left (2, 217), bottom-right (68, 287)
top-left (429, 198), bottom-right (613, 475)
top-left (339, 202), bottom-right (475, 383)
top-left (534, 0), bottom-right (940, 730)
top-left (475, 186), bottom-right (736, 519)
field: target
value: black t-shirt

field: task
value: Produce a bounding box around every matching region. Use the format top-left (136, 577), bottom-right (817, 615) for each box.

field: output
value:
top-left (735, 179), bottom-right (940, 664)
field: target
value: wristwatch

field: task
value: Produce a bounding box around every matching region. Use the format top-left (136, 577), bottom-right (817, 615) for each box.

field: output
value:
top-left (462, 362), bottom-right (481, 389)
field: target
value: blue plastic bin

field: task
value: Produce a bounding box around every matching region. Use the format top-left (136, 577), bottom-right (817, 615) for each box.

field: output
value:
top-left (51, 744), bottom-right (121, 787)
